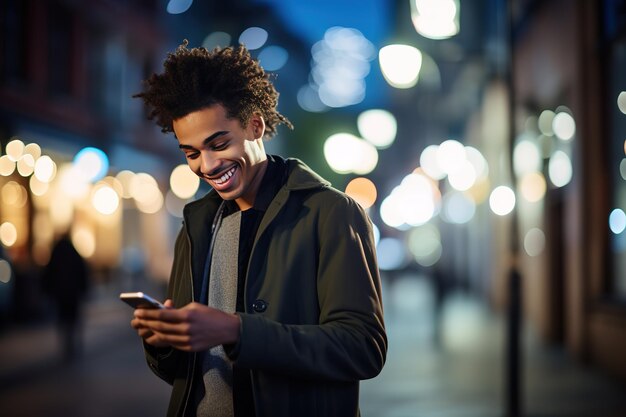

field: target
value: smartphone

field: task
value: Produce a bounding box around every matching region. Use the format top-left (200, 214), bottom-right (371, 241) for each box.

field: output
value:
top-left (119, 292), bottom-right (165, 309)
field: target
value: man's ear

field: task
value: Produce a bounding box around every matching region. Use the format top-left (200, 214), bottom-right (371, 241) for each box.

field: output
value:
top-left (249, 112), bottom-right (266, 139)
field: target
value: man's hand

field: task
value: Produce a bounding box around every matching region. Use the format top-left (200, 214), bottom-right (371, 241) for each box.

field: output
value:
top-left (130, 300), bottom-right (241, 352)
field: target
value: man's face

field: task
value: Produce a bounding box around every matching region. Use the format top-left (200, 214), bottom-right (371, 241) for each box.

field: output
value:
top-left (173, 104), bottom-right (267, 209)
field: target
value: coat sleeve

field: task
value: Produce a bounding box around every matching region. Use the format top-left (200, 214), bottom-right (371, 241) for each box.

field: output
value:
top-left (232, 195), bottom-right (387, 381)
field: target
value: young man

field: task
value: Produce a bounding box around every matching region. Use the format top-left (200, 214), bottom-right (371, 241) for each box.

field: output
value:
top-left (131, 42), bottom-right (386, 417)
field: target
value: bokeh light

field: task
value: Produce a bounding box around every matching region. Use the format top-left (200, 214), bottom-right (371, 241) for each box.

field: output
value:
top-left (72, 226), bottom-right (96, 258)
top-left (379, 44), bottom-right (422, 89)
top-left (0, 222), bottom-right (18, 247)
top-left (202, 31), bottom-right (232, 50)
top-left (609, 208), bottom-right (626, 234)
top-left (376, 237), bottom-right (408, 270)
top-left (345, 177), bottom-right (377, 209)
top-left (524, 228), bottom-right (546, 257)
top-left (410, 0), bottom-right (460, 40)
top-left (513, 139), bottom-right (541, 176)
top-left (258, 46), bottom-right (288, 71)
top-left (73, 147), bottom-right (109, 182)
top-left (0, 155), bottom-right (15, 176)
top-left (6, 139), bottom-right (25, 162)
top-left (34, 155), bottom-right (57, 183)
top-left (489, 186), bottom-right (516, 216)
top-left (548, 150), bottom-right (573, 187)
top-left (23, 143), bottom-right (42, 160)
top-left (617, 91), bottom-right (626, 115)
top-left (324, 133), bottom-right (378, 175)
top-left (357, 109), bottom-right (397, 149)
top-left (538, 110), bottom-right (555, 136)
top-left (519, 171), bottom-right (547, 202)
top-left (408, 224), bottom-right (442, 267)
top-left (420, 145), bottom-right (445, 180)
top-left (170, 164), bottom-right (200, 199)
top-left (552, 111), bottom-right (576, 141)
top-left (0, 259), bottom-right (11, 283)
top-left (239, 27), bottom-right (268, 50)
top-left (91, 184), bottom-right (120, 215)
top-left (166, 0), bottom-right (193, 14)
top-left (441, 191), bottom-right (476, 224)
top-left (16, 154), bottom-right (35, 176)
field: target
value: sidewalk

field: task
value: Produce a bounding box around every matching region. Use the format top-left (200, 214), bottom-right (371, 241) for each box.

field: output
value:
top-left (1, 273), bottom-right (625, 416)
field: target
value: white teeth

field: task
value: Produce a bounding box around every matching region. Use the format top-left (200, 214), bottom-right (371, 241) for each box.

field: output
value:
top-left (213, 167), bottom-right (236, 185)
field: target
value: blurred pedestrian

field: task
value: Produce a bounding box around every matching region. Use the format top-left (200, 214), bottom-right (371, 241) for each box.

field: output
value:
top-left (131, 41), bottom-right (387, 417)
top-left (43, 233), bottom-right (89, 362)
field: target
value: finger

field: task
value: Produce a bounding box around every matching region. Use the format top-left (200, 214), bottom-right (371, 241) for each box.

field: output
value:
top-left (164, 299), bottom-right (174, 308)
top-left (140, 319), bottom-right (191, 336)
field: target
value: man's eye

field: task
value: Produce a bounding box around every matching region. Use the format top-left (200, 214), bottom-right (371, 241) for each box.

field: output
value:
top-left (211, 142), bottom-right (228, 151)
top-left (185, 152), bottom-right (199, 159)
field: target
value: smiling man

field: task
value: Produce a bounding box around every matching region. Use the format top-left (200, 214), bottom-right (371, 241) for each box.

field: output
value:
top-left (131, 41), bottom-right (386, 417)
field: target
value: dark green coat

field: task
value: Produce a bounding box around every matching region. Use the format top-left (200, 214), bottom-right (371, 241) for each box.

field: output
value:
top-left (144, 157), bottom-right (387, 417)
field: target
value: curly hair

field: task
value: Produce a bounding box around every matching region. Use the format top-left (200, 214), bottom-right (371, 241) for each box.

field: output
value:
top-left (134, 40), bottom-right (292, 138)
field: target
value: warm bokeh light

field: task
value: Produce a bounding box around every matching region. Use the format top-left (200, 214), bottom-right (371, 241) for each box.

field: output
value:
top-left (73, 147), bottom-right (109, 182)
top-left (617, 91), bottom-right (626, 115)
top-left (170, 164), bottom-right (200, 199)
top-left (513, 139), bottom-right (541, 176)
top-left (0, 155), bottom-right (15, 176)
top-left (58, 164), bottom-right (90, 199)
top-left (538, 110), bottom-right (555, 136)
top-left (23, 143), bottom-right (42, 160)
top-left (34, 155), bottom-right (57, 183)
top-left (2, 181), bottom-right (27, 208)
top-left (376, 237), bottom-right (407, 271)
top-left (16, 154), bottom-right (35, 176)
top-left (72, 226), bottom-right (96, 258)
top-left (92, 184), bottom-right (120, 215)
top-left (489, 186), bottom-right (516, 216)
top-left (0, 259), bottom-right (11, 283)
top-left (524, 228), bottom-right (546, 257)
top-left (552, 111), bottom-right (576, 141)
top-left (408, 224), bottom-right (442, 267)
top-left (29, 175), bottom-right (49, 196)
top-left (324, 133), bottom-right (378, 174)
top-left (0, 222), bottom-right (18, 247)
top-left (131, 173), bottom-right (164, 214)
top-left (6, 139), bottom-right (25, 162)
top-left (420, 145), bottom-right (445, 180)
top-left (609, 208), bottom-right (626, 234)
top-left (410, 0), bottom-right (460, 40)
top-left (357, 109), bottom-right (397, 149)
top-left (548, 150), bottom-right (573, 187)
top-left (379, 44), bottom-right (422, 89)
top-left (519, 171), bottom-right (547, 202)
top-left (116, 170), bottom-right (136, 198)
top-left (49, 192), bottom-right (74, 232)
top-left (239, 27), bottom-right (268, 50)
top-left (345, 177), bottom-right (377, 209)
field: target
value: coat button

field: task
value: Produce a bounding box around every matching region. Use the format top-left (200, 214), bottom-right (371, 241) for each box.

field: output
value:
top-left (252, 299), bottom-right (268, 313)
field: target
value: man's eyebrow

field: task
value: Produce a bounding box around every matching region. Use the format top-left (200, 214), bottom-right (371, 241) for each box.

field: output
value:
top-left (178, 131), bottom-right (229, 150)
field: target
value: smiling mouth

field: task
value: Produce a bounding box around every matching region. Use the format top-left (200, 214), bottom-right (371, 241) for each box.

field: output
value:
top-left (209, 166), bottom-right (237, 185)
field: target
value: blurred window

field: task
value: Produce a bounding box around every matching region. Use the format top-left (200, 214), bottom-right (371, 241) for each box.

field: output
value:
top-left (47, 1), bottom-right (73, 97)
top-left (0, 0), bottom-right (29, 85)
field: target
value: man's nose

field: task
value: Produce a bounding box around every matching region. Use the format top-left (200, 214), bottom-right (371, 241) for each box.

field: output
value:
top-left (200, 152), bottom-right (220, 176)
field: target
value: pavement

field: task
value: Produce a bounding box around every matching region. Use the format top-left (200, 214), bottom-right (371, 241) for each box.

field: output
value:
top-left (0, 272), bottom-right (625, 417)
